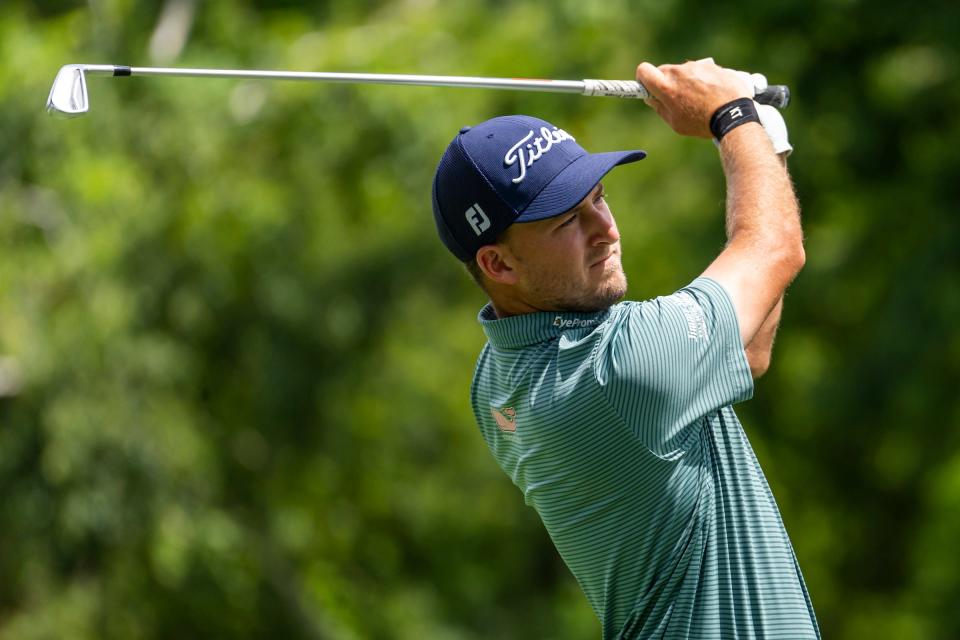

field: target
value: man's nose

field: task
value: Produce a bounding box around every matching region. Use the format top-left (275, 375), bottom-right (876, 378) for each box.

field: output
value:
top-left (587, 204), bottom-right (620, 245)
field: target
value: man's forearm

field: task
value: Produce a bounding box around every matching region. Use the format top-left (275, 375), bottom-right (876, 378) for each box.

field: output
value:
top-left (742, 152), bottom-right (790, 378)
top-left (719, 126), bottom-right (800, 258)
top-left (702, 124), bottom-right (804, 344)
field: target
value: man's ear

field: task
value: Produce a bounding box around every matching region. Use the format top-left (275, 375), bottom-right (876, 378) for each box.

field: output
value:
top-left (476, 244), bottom-right (518, 285)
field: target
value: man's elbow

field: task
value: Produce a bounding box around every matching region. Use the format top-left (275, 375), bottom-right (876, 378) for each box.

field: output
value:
top-left (791, 240), bottom-right (806, 275)
top-left (774, 225), bottom-right (806, 278)
top-left (761, 235), bottom-right (805, 290)
top-left (747, 349), bottom-right (772, 379)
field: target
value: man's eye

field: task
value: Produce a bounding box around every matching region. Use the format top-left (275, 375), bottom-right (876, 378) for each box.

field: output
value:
top-left (559, 214), bottom-right (577, 228)
top-left (596, 190), bottom-right (607, 203)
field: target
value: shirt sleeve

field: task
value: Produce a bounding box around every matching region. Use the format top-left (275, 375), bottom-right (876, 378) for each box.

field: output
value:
top-left (594, 277), bottom-right (754, 457)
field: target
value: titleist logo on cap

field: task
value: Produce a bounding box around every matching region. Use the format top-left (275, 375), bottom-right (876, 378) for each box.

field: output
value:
top-left (504, 126), bottom-right (575, 184)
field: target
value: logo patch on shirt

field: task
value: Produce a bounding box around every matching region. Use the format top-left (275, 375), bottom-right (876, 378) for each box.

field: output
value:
top-left (552, 316), bottom-right (600, 330)
top-left (491, 406), bottom-right (517, 432)
top-left (675, 292), bottom-right (709, 340)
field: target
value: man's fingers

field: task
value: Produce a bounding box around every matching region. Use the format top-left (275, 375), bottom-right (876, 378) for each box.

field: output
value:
top-left (635, 58), bottom-right (744, 138)
top-left (636, 62), bottom-right (668, 99)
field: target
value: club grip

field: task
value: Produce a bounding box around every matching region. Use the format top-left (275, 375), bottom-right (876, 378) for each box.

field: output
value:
top-left (581, 79), bottom-right (650, 99)
top-left (582, 79), bottom-right (791, 110)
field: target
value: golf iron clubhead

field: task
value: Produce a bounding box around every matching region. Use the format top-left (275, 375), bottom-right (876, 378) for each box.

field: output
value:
top-left (46, 65), bottom-right (90, 117)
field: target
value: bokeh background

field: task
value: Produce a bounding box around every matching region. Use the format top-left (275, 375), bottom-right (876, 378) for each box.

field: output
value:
top-left (1, 1), bottom-right (958, 638)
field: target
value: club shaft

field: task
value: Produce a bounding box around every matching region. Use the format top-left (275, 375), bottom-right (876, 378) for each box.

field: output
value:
top-left (86, 65), bottom-right (590, 94)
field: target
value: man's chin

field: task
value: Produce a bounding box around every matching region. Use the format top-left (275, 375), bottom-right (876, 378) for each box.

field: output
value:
top-left (559, 274), bottom-right (627, 313)
top-left (594, 282), bottom-right (627, 309)
top-left (599, 269), bottom-right (628, 303)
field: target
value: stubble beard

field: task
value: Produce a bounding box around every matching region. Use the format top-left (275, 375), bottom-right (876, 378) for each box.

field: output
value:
top-left (531, 261), bottom-right (628, 313)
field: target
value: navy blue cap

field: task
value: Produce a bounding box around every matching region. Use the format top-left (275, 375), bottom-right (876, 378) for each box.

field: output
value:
top-left (432, 115), bottom-right (646, 261)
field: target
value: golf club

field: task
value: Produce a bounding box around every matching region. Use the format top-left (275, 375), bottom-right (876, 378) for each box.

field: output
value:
top-left (46, 64), bottom-right (791, 117)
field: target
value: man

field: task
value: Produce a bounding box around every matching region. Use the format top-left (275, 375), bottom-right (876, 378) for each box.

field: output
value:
top-left (431, 59), bottom-right (819, 639)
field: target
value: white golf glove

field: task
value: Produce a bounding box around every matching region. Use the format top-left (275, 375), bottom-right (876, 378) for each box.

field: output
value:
top-left (756, 102), bottom-right (793, 156)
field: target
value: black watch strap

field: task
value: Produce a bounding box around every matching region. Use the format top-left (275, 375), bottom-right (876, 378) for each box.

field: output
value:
top-left (709, 98), bottom-right (760, 141)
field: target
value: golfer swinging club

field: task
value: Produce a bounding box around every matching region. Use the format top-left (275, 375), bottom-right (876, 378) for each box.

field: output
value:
top-left (431, 58), bottom-right (818, 638)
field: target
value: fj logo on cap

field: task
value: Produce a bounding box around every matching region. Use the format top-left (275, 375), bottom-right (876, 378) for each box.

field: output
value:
top-left (504, 126), bottom-right (576, 184)
top-left (465, 203), bottom-right (490, 236)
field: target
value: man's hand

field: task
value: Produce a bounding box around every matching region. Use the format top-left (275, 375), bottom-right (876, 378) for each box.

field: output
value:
top-left (636, 58), bottom-right (752, 138)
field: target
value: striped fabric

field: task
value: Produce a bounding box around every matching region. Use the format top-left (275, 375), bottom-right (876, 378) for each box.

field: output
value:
top-left (471, 277), bottom-right (819, 639)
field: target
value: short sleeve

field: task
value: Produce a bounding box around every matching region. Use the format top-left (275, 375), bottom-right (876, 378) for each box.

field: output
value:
top-left (595, 277), bottom-right (754, 456)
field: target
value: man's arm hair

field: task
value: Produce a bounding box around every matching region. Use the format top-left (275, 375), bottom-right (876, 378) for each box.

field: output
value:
top-left (741, 154), bottom-right (791, 378)
top-left (700, 124), bottom-right (804, 346)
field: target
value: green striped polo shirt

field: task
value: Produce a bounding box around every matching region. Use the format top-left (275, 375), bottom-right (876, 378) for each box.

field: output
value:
top-left (471, 277), bottom-right (819, 639)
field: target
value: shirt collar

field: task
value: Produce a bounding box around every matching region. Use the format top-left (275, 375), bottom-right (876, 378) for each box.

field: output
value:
top-left (478, 304), bottom-right (611, 348)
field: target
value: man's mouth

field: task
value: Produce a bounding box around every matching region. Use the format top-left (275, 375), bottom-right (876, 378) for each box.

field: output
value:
top-left (591, 251), bottom-right (617, 268)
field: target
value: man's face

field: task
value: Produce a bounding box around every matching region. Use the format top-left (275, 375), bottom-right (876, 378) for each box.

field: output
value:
top-left (500, 182), bottom-right (627, 313)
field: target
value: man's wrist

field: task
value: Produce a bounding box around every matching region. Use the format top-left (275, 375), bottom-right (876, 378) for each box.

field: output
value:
top-left (710, 101), bottom-right (794, 157)
top-left (716, 121), bottom-right (768, 152)
top-left (716, 123), bottom-right (777, 167)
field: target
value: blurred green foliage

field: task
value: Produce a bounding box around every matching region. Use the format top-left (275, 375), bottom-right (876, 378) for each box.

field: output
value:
top-left (1, 0), bottom-right (958, 638)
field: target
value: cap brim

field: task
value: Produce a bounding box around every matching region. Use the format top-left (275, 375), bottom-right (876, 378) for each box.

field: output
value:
top-left (515, 149), bottom-right (646, 222)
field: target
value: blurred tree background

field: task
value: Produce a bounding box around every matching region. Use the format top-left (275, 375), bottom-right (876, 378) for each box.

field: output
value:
top-left (1, 0), bottom-right (958, 638)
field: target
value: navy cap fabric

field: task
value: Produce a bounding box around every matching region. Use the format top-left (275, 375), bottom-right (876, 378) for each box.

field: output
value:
top-left (432, 115), bottom-right (645, 261)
